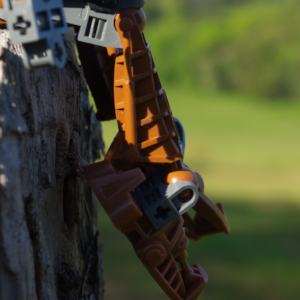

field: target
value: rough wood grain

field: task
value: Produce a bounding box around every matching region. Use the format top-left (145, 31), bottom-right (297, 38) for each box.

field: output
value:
top-left (0, 30), bottom-right (105, 300)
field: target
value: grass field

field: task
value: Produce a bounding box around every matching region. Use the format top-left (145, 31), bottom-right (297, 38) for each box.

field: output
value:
top-left (98, 85), bottom-right (300, 300)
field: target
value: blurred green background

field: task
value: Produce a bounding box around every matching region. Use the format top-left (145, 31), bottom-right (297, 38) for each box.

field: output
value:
top-left (96, 0), bottom-right (300, 299)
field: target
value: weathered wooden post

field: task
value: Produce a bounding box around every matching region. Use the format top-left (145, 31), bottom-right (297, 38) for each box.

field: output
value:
top-left (0, 30), bottom-right (104, 300)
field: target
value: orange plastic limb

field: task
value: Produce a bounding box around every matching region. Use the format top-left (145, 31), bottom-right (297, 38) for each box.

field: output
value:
top-left (105, 8), bottom-right (183, 166)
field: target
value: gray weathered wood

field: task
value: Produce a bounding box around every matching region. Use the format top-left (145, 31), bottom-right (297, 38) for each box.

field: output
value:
top-left (0, 30), bottom-right (104, 300)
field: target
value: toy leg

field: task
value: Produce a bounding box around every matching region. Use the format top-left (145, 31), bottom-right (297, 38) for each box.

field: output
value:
top-left (81, 8), bottom-right (229, 300)
top-left (93, 8), bottom-right (208, 300)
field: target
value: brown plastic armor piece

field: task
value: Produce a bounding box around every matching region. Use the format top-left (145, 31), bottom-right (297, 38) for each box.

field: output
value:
top-left (183, 172), bottom-right (230, 241)
top-left (83, 159), bottom-right (145, 230)
top-left (83, 160), bottom-right (208, 299)
top-left (184, 203), bottom-right (229, 240)
top-left (120, 214), bottom-right (206, 299)
top-left (121, 215), bottom-right (208, 300)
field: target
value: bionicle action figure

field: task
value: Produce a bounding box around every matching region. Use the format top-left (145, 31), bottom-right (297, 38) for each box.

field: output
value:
top-left (0, 1), bottom-right (230, 299)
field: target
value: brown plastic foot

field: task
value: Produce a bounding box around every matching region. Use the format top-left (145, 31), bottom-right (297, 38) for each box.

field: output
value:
top-left (183, 265), bottom-right (208, 300)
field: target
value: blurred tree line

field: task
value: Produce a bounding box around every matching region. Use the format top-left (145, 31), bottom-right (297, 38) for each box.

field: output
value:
top-left (144, 0), bottom-right (300, 99)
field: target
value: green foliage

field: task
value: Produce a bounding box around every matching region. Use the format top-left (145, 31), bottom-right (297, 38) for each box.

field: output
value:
top-left (144, 0), bottom-right (300, 99)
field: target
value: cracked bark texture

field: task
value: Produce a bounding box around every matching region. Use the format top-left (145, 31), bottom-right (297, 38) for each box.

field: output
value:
top-left (0, 30), bottom-right (105, 300)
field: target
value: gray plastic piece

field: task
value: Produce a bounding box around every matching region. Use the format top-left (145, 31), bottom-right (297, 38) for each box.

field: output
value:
top-left (3, 0), bottom-right (68, 69)
top-left (1, 0), bottom-right (145, 69)
top-left (132, 165), bottom-right (199, 230)
top-left (64, 0), bottom-right (146, 48)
